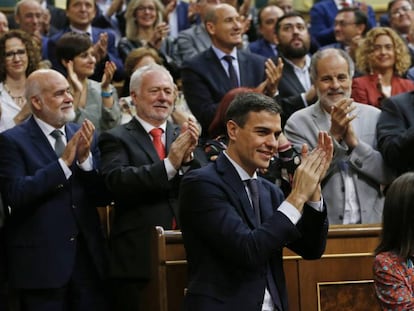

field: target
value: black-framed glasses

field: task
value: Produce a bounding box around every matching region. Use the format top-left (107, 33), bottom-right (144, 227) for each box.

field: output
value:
top-left (5, 49), bottom-right (26, 60)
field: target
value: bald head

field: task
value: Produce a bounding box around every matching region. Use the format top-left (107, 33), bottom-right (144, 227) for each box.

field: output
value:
top-left (15, 0), bottom-right (43, 35)
top-left (26, 69), bottom-right (75, 128)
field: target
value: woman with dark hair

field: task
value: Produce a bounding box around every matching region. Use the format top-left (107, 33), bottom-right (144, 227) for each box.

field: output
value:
top-left (0, 30), bottom-right (41, 132)
top-left (56, 32), bottom-right (121, 131)
top-left (204, 87), bottom-right (301, 196)
top-left (374, 172), bottom-right (414, 310)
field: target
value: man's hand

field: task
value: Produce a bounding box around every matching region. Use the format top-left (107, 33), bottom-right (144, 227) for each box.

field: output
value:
top-left (330, 98), bottom-right (356, 142)
top-left (76, 119), bottom-right (95, 163)
top-left (257, 58), bottom-right (283, 96)
top-left (93, 33), bottom-right (108, 63)
top-left (168, 118), bottom-right (199, 168)
top-left (287, 132), bottom-right (333, 211)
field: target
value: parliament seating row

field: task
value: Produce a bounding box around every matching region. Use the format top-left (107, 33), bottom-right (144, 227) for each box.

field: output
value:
top-left (145, 224), bottom-right (382, 311)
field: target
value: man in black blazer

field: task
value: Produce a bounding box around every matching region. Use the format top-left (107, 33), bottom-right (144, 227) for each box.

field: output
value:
top-left (98, 63), bottom-right (201, 311)
top-left (274, 12), bottom-right (318, 125)
top-left (180, 93), bottom-right (333, 311)
top-left (377, 91), bottom-right (414, 176)
top-left (0, 69), bottom-right (110, 310)
top-left (181, 3), bottom-right (279, 138)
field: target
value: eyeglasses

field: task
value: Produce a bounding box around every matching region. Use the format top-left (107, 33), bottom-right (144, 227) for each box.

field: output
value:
top-left (391, 5), bottom-right (412, 17)
top-left (136, 6), bottom-right (156, 12)
top-left (5, 49), bottom-right (26, 60)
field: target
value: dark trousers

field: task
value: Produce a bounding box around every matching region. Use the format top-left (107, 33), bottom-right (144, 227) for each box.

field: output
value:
top-left (15, 236), bottom-right (109, 311)
top-left (110, 279), bottom-right (147, 311)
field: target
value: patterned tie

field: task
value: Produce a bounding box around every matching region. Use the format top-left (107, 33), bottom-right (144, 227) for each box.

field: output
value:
top-left (149, 128), bottom-right (165, 160)
top-left (50, 129), bottom-right (65, 157)
top-left (222, 55), bottom-right (239, 88)
top-left (246, 179), bottom-right (261, 223)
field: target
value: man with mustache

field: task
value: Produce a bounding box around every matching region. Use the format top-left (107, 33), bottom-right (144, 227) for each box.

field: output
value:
top-left (284, 48), bottom-right (394, 225)
top-left (274, 12), bottom-right (318, 125)
top-left (98, 63), bottom-right (201, 311)
top-left (0, 69), bottom-right (111, 310)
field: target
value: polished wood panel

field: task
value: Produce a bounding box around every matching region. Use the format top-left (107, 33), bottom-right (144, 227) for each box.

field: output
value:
top-left (148, 224), bottom-right (382, 311)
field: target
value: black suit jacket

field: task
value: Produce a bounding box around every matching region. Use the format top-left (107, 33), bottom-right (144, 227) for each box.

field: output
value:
top-left (0, 117), bottom-right (109, 289)
top-left (180, 153), bottom-right (328, 311)
top-left (377, 91), bottom-right (414, 175)
top-left (98, 118), bottom-right (198, 279)
top-left (181, 48), bottom-right (267, 135)
top-left (276, 58), bottom-right (310, 125)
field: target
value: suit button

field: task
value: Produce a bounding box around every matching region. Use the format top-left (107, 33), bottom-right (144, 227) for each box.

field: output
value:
top-left (57, 184), bottom-right (64, 189)
top-left (72, 205), bottom-right (77, 209)
top-left (69, 236), bottom-right (76, 242)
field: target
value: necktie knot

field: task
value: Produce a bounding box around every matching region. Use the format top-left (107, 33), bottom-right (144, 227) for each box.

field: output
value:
top-left (50, 129), bottom-right (65, 157)
top-left (150, 128), bottom-right (165, 159)
top-left (222, 55), bottom-right (239, 88)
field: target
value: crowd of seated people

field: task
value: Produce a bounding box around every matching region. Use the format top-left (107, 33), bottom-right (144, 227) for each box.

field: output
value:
top-left (2, 0), bottom-right (414, 309)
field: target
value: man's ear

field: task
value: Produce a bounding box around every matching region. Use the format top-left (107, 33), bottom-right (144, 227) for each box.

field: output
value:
top-left (205, 21), bottom-right (215, 36)
top-left (31, 96), bottom-right (42, 111)
top-left (226, 120), bottom-right (239, 141)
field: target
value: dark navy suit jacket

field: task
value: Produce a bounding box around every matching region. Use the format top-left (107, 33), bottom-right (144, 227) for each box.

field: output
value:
top-left (0, 117), bottom-right (109, 289)
top-left (179, 153), bottom-right (328, 311)
top-left (249, 38), bottom-right (278, 59)
top-left (181, 47), bottom-right (267, 135)
top-left (46, 26), bottom-right (124, 81)
top-left (309, 0), bottom-right (376, 46)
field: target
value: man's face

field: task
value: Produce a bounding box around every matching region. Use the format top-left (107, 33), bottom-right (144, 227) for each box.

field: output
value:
top-left (227, 110), bottom-right (281, 176)
top-left (259, 5), bottom-right (283, 43)
top-left (32, 72), bottom-right (75, 128)
top-left (0, 12), bottom-right (9, 35)
top-left (66, 0), bottom-right (96, 30)
top-left (206, 4), bottom-right (242, 53)
top-left (275, 0), bottom-right (293, 14)
top-left (314, 54), bottom-right (352, 112)
top-left (131, 70), bottom-right (175, 126)
top-left (15, 0), bottom-right (42, 35)
top-left (276, 16), bottom-right (310, 59)
top-left (334, 11), bottom-right (363, 45)
top-left (390, 0), bottom-right (413, 35)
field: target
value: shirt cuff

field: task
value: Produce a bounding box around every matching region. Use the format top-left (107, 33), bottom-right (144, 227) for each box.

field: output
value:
top-left (164, 158), bottom-right (178, 180)
top-left (278, 197), bottom-right (324, 225)
top-left (77, 153), bottom-right (93, 171)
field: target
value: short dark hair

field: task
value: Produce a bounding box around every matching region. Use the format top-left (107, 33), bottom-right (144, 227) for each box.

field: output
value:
top-left (337, 7), bottom-right (369, 35)
top-left (225, 92), bottom-right (282, 128)
top-left (274, 11), bottom-right (305, 35)
top-left (375, 172), bottom-right (414, 259)
top-left (55, 32), bottom-right (92, 62)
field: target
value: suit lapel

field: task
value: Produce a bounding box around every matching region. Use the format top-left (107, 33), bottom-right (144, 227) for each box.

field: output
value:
top-left (27, 117), bottom-right (58, 162)
top-left (281, 60), bottom-right (306, 93)
top-left (206, 48), bottom-right (232, 89)
top-left (311, 102), bottom-right (331, 131)
top-left (216, 154), bottom-right (258, 228)
top-left (125, 118), bottom-right (160, 162)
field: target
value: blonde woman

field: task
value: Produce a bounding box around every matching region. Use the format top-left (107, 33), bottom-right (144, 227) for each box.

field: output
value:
top-left (352, 27), bottom-right (414, 108)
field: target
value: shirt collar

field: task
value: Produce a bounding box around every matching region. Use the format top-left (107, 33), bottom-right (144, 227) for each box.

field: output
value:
top-left (33, 115), bottom-right (65, 137)
top-left (134, 115), bottom-right (167, 134)
top-left (223, 151), bottom-right (258, 181)
top-left (211, 45), bottom-right (238, 61)
top-left (69, 25), bottom-right (93, 38)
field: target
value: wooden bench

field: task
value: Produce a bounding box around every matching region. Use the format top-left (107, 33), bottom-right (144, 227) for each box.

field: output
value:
top-left (145, 224), bottom-right (382, 311)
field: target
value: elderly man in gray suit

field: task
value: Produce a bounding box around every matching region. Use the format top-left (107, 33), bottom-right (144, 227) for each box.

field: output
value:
top-left (173, 0), bottom-right (220, 65)
top-left (284, 48), bottom-right (394, 225)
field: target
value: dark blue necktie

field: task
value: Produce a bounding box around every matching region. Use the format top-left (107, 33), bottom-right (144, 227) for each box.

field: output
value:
top-left (222, 55), bottom-right (239, 88)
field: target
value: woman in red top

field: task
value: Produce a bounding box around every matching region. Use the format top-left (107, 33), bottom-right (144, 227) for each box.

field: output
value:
top-left (374, 172), bottom-right (414, 310)
top-left (352, 27), bottom-right (414, 108)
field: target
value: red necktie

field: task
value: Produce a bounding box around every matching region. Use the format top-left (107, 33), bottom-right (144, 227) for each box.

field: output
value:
top-left (150, 128), bottom-right (177, 229)
top-left (150, 128), bottom-right (165, 160)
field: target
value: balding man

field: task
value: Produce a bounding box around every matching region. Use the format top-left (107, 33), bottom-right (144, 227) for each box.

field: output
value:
top-left (0, 11), bottom-right (9, 36)
top-left (249, 5), bottom-right (284, 58)
top-left (181, 3), bottom-right (279, 138)
top-left (14, 0), bottom-right (44, 47)
top-left (0, 69), bottom-right (110, 310)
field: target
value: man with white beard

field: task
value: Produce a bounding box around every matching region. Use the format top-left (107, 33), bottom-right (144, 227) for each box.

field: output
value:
top-left (0, 69), bottom-right (111, 310)
top-left (284, 48), bottom-right (394, 225)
